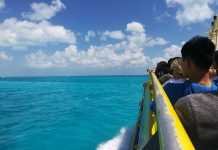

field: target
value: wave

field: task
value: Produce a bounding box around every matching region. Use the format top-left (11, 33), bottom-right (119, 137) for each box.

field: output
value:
top-left (96, 127), bottom-right (133, 150)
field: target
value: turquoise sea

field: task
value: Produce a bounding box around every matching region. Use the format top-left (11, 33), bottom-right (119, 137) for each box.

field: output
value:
top-left (0, 76), bottom-right (146, 150)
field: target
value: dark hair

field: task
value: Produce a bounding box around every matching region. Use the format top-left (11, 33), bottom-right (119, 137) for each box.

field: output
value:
top-left (155, 61), bottom-right (170, 78)
top-left (213, 51), bottom-right (218, 66)
top-left (181, 36), bottom-right (215, 70)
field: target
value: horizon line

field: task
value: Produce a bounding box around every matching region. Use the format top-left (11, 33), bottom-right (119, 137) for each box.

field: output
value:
top-left (0, 74), bottom-right (148, 78)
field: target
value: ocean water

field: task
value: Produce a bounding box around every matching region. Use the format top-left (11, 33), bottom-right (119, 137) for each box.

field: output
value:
top-left (0, 76), bottom-right (147, 150)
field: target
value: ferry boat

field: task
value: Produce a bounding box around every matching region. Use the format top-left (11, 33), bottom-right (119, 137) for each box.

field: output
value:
top-left (130, 16), bottom-right (218, 150)
top-left (209, 15), bottom-right (218, 50)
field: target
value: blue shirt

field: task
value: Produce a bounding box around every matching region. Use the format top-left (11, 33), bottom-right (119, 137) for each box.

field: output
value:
top-left (213, 76), bottom-right (218, 86)
top-left (164, 79), bottom-right (218, 105)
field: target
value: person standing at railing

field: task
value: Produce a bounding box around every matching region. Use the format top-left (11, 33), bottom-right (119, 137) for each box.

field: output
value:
top-left (162, 57), bottom-right (187, 86)
top-left (154, 61), bottom-right (173, 84)
top-left (164, 36), bottom-right (218, 105)
top-left (169, 57), bottom-right (185, 79)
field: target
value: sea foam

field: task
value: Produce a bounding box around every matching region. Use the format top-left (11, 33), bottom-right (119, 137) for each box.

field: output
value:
top-left (96, 127), bottom-right (133, 150)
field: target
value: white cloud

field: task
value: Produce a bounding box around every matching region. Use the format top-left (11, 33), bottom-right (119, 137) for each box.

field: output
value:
top-left (0, 0), bottom-right (5, 10)
top-left (148, 43), bottom-right (181, 68)
top-left (126, 22), bottom-right (168, 48)
top-left (0, 51), bottom-right (12, 61)
top-left (101, 30), bottom-right (125, 40)
top-left (126, 22), bottom-right (145, 33)
top-left (147, 43), bottom-right (182, 68)
top-left (164, 44), bottom-right (181, 59)
top-left (0, 18), bottom-right (76, 49)
top-left (26, 42), bottom-right (149, 68)
top-left (26, 50), bottom-right (67, 68)
top-left (150, 57), bottom-right (167, 68)
top-left (146, 37), bottom-right (169, 47)
top-left (166, 0), bottom-right (214, 25)
top-left (85, 30), bottom-right (96, 42)
top-left (25, 21), bottom-right (169, 69)
top-left (22, 0), bottom-right (65, 21)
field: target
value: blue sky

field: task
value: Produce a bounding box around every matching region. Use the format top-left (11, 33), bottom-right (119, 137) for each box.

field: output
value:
top-left (0, 0), bottom-right (217, 76)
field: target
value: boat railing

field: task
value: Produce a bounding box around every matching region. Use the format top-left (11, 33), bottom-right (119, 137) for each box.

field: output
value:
top-left (131, 71), bottom-right (195, 150)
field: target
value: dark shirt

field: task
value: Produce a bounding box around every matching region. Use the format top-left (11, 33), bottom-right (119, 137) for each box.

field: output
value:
top-left (175, 93), bottom-right (218, 150)
top-left (164, 79), bottom-right (218, 105)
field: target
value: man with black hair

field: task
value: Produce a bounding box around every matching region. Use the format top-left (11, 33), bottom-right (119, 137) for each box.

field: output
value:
top-left (164, 36), bottom-right (218, 105)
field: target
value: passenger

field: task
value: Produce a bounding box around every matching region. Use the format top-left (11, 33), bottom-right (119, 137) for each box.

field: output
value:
top-left (162, 57), bottom-right (186, 86)
top-left (155, 61), bottom-right (170, 78)
top-left (168, 56), bottom-right (181, 69)
top-left (170, 57), bottom-right (185, 79)
top-left (164, 36), bottom-right (218, 105)
top-left (155, 61), bottom-right (173, 84)
top-left (175, 93), bottom-right (218, 150)
top-left (158, 73), bottom-right (173, 85)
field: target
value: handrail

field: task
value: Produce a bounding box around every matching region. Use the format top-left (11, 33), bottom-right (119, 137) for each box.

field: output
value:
top-left (136, 79), bottom-right (154, 149)
top-left (150, 71), bottom-right (195, 150)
